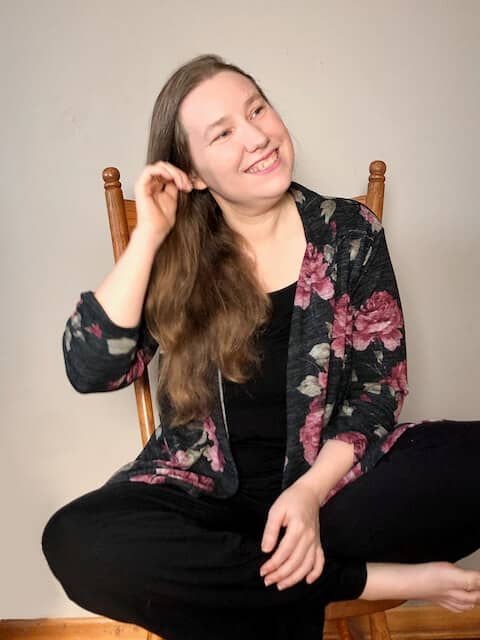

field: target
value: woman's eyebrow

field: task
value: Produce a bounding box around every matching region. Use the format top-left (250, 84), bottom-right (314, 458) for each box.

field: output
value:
top-left (203, 92), bottom-right (262, 139)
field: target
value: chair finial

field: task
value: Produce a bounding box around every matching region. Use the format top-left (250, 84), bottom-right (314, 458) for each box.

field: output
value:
top-left (369, 160), bottom-right (386, 180)
top-left (102, 167), bottom-right (121, 190)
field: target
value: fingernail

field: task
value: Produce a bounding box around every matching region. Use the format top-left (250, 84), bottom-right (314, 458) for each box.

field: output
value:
top-left (264, 578), bottom-right (272, 586)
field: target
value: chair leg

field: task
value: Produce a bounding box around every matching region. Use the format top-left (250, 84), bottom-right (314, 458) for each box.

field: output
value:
top-left (369, 610), bottom-right (392, 640)
top-left (336, 617), bottom-right (355, 640)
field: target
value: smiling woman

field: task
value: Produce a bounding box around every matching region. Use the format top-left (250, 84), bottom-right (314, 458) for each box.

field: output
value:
top-left (42, 53), bottom-right (480, 640)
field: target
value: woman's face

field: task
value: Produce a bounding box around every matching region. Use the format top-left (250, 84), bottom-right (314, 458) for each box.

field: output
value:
top-left (178, 70), bottom-right (295, 212)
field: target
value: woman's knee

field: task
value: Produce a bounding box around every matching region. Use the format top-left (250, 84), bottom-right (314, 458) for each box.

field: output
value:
top-left (41, 500), bottom-right (94, 588)
top-left (42, 498), bottom-right (154, 622)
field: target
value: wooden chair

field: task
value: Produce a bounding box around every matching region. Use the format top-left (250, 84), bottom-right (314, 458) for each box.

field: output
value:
top-left (102, 160), bottom-right (406, 640)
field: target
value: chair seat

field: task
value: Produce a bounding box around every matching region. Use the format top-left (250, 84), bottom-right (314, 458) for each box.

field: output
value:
top-left (326, 598), bottom-right (406, 619)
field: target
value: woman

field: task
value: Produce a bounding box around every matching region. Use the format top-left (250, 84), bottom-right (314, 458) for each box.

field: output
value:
top-left (42, 54), bottom-right (480, 640)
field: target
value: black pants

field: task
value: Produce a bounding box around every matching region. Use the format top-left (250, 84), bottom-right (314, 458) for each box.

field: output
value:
top-left (41, 419), bottom-right (480, 640)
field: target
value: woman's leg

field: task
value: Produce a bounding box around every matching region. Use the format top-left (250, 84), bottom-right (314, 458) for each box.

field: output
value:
top-left (319, 419), bottom-right (480, 610)
top-left (320, 419), bottom-right (480, 562)
top-left (40, 480), bottom-right (365, 640)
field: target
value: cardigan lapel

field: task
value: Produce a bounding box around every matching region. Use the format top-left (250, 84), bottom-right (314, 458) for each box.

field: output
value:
top-left (282, 182), bottom-right (338, 489)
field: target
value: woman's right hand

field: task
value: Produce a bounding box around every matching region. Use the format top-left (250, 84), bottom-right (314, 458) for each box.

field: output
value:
top-left (133, 161), bottom-right (194, 245)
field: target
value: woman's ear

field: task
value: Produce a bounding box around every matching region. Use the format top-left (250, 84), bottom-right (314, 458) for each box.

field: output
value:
top-left (189, 173), bottom-right (208, 191)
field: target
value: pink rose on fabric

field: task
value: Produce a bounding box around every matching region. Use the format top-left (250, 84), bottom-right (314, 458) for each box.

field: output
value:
top-left (317, 370), bottom-right (329, 391)
top-left (331, 293), bottom-right (353, 359)
top-left (393, 395), bottom-right (406, 420)
top-left (85, 323), bottom-right (102, 338)
top-left (360, 393), bottom-right (373, 402)
top-left (173, 450), bottom-right (191, 467)
top-left (106, 374), bottom-right (126, 390)
top-left (295, 242), bottom-right (334, 310)
top-left (160, 449), bottom-right (196, 469)
top-left (203, 416), bottom-right (225, 472)
top-left (130, 469), bottom-right (215, 491)
top-left (125, 348), bottom-right (154, 383)
top-left (381, 359), bottom-right (409, 419)
top-left (299, 396), bottom-right (325, 465)
top-left (381, 360), bottom-right (408, 394)
top-left (353, 291), bottom-right (403, 351)
top-left (106, 348), bottom-right (156, 389)
top-left (359, 204), bottom-right (382, 231)
top-left (130, 474), bottom-right (166, 484)
top-left (331, 431), bottom-right (368, 462)
top-left (320, 463), bottom-right (364, 507)
top-left (380, 422), bottom-right (417, 454)
top-left (297, 370), bottom-right (328, 398)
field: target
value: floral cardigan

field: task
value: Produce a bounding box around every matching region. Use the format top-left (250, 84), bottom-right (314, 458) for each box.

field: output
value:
top-left (63, 180), bottom-right (423, 507)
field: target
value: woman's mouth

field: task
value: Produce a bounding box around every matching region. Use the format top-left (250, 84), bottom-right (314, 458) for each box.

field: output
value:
top-left (245, 148), bottom-right (280, 174)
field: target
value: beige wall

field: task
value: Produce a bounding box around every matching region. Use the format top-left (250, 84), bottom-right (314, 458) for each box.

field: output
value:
top-left (1, 0), bottom-right (479, 620)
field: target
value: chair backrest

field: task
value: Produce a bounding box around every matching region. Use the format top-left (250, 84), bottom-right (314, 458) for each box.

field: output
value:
top-left (102, 160), bottom-right (386, 446)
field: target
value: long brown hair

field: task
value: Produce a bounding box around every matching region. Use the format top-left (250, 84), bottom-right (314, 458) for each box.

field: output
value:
top-left (144, 53), bottom-right (282, 427)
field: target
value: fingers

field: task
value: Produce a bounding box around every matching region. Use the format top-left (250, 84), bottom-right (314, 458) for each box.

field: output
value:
top-left (305, 545), bottom-right (325, 585)
top-left (439, 598), bottom-right (474, 613)
top-left (448, 589), bottom-right (480, 608)
top-left (279, 545), bottom-right (318, 590)
top-left (153, 161), bottom-right (192, 191)
top-left (136, 161), bottom-right (193, 194)
top-left (261, 519), bottom-right (312, 573)
top-left (261, 525), bottom-right (315, 585)
top-left (274, 543), bottom-right (317, 591)
top-left (261, 509), bottom-right (284, 553)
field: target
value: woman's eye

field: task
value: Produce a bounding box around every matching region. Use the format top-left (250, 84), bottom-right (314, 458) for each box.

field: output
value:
top-left (213, 106), bottom-right (265, 142)
top-left (214, 130), bottom-right (230, 142)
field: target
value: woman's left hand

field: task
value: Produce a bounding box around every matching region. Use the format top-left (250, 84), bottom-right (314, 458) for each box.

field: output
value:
top-left (259, 481), bottom-right (325, 590)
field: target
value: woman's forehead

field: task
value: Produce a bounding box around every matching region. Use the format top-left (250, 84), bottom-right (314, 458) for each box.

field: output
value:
top-left (179, 72), bottom-right (258, 137)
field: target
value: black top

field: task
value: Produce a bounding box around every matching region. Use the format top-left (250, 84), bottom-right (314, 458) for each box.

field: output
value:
top-left (222, 280), bottom-right (297, 501)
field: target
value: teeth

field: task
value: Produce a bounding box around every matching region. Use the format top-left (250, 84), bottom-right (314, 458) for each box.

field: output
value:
top-left (247, 149), bottom-right (278, 173)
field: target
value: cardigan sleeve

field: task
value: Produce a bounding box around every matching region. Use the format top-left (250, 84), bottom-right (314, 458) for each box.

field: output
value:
top-left (62, 290), bottom-right (158, 393)
top-left (320, 222), bottom-right (409, 469)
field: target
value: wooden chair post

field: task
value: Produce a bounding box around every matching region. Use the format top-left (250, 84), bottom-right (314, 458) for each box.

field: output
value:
top-left (102, 167), bottom-right (156, 449)
top-left (353, 159), bottom-right (387, 221)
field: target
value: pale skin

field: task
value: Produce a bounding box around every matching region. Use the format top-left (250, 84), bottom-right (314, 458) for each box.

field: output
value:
top-left (128, 69), bottom-right (480, 612)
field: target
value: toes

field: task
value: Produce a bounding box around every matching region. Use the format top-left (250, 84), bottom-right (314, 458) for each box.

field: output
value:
top-left (460, 568), bottom-right (480, 592)
top-left (440, 596), bottom-right (474, 614)
top-left (440, 600), bottom-right (467, 613)
top-left (449, 588), bottom-right (478, 606)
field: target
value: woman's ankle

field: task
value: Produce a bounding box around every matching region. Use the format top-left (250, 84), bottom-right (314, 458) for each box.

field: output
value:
top-left (359, 562), bottom-right (420, 600)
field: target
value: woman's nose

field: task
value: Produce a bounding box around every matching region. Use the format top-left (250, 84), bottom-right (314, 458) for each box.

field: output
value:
top-left (242, 122), bottom-right (269, 151)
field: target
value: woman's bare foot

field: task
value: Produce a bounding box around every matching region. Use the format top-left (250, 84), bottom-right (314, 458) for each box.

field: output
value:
top-left (359, 560), bottom-right (480, 613)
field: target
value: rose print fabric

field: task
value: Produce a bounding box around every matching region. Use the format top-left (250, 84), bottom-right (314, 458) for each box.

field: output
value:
top-left (62, 180), bottom-right (426, 505)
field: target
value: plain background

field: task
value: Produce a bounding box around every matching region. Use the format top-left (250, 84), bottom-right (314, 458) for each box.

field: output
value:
top-left (1, 0), bottom-right (479, 621)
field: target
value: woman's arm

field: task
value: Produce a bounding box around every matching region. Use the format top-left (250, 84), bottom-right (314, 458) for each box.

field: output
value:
top-left (316, 219), bottom-right (409, 494)
top-left (293, 439), bottom-right (355, 504)
top-left (63, 227), bottom-right (162, 393)
top-left (294, 209), bottom-right (409, 505)
top-left (94, 226), bottom-right (162, 327)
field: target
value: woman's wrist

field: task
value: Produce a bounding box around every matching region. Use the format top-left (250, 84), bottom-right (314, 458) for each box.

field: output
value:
top-left (130, 224), bottom-right (166, 254)
top-left (294, 439), bottom-right (356, 505)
